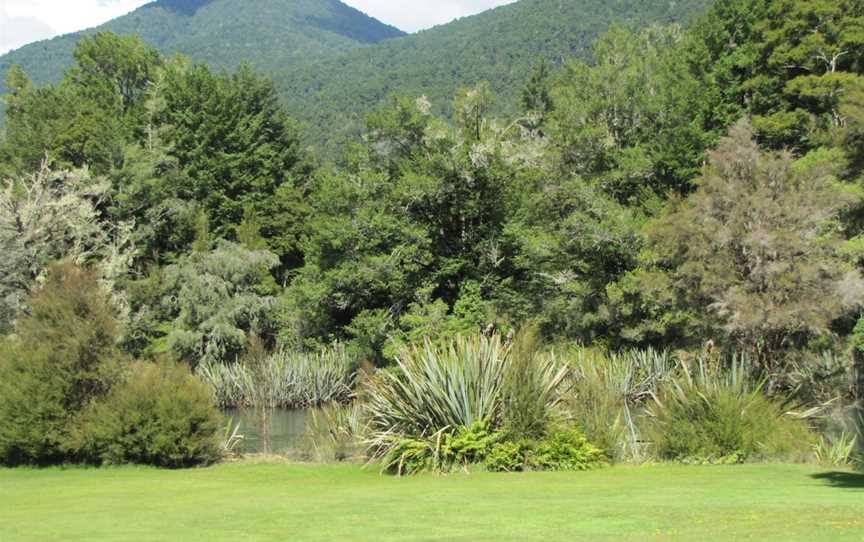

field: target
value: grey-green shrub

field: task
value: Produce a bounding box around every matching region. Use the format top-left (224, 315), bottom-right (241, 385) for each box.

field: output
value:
top-left (74, 360), bottom-right (223, 468)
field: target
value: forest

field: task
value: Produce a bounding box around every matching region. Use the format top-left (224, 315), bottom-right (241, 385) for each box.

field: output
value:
top-left (0, 0), bottom-right (863, 489)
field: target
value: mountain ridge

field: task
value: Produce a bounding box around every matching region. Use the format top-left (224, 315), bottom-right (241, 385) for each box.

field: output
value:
top-left (0, 0), bottom-right (404, 91)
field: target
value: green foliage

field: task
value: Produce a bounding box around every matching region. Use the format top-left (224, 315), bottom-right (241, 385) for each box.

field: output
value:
top-left (366, 332), bottom-right (574, 473)
top-left (365, 334), bottom-right (512, 448)
top-left (381, 422), bottom-right (605, 475)
top-left (565, 347), bottom-right (675, 462)
top-left (485, 441), bottom-right (527, 472)
top-left (532, 429), bottom-right (606, 471)
top-left (134, 240), bottom-right (281, 365)
top-left (501, 326), bottom-right (568, 439)
top-left (646, 358), bottom-right (814, 463)
top-left (73, 360), bottom-right (223, 467)
top-left (196, 344), bottom-right (356, 409)
top-left (617, 121), bottom-right (864, 359)
top-left (158, 62), bottom-right (311, 248)
top-left (548, 24), bottom-right (710, 199)
top-left (0, 263), bottom-right (125, 465)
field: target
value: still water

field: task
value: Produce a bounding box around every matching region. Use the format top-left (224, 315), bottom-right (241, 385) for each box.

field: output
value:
top-left (223, 408), bottom-right (310, 454)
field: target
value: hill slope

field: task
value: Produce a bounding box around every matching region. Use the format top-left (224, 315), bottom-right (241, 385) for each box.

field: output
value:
top-left (277, 0), bottom-right (713, 149)
top-left (0, 0), bottom-right (404, 90)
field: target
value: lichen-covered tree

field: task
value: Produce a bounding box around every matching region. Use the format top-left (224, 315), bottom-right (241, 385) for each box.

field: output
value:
top-left (612, 121), bottom-right (864, 367)
top-left (0, 166), bottom-right (134, 333)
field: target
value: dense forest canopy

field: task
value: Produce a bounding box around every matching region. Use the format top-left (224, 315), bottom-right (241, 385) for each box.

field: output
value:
top-left (0, 0), bottom-right (861, 368)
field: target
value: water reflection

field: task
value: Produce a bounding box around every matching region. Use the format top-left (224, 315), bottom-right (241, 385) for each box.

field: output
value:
top-left (223, 408), bottom-right (310, 454)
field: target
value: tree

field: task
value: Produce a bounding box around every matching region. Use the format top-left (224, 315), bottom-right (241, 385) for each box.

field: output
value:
top-left (1, 33), bottom-right (161, 174)
top-left (0, 166), bottom-right (134, 333)
top-left (0, 263), bottom-right (125, 465)
top-left (625, 121), bottom-right (864, 363)
top-left (548, 25), bottom-right (710, 201)
top-left (159, 62), bottom-right (311, 254)
top-left (136, 240), bottom-right (281, 366)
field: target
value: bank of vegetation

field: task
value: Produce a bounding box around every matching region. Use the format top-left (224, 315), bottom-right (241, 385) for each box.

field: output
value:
top-left (1, 0), bottom-right (863, 473)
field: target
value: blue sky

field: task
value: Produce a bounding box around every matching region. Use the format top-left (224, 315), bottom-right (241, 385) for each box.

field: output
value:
top-left (0, 0), bottom-right (518, 55)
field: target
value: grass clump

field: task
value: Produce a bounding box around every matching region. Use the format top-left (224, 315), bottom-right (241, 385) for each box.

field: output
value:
top-left (197, 343), bottom-right (356, 409)
top-left (646, 357), bottom-right (814, 463)
top-left (564, 347), bottom-right (674, 462)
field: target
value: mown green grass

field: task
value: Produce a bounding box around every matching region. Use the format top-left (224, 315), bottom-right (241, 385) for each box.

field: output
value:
top-left (1, 462), bottom-right (862, 541)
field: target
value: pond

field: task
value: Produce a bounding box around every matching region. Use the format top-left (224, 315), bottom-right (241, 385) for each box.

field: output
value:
top-left (223, 408), bottom-right (310, 454)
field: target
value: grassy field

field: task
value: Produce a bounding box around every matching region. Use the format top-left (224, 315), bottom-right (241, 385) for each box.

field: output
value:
top-left (1, 462), bottom-right (863, 541)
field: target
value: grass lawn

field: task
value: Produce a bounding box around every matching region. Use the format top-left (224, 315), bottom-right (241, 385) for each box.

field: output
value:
top-left (1, 462), bottom-right (863, 541)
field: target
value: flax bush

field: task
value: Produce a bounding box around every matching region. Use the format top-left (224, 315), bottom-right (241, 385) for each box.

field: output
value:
top-left (365, 332), bottom-right (593, 474)
top-left (197, 343), bottom-right (356, 409)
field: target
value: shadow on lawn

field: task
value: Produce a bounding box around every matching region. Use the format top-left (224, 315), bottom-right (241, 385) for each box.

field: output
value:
top-left (811, 471), bottom-right (864, 489)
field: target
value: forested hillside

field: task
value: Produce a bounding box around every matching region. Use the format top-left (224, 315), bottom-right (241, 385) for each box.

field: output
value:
top-left (0, 0), bottom-right (711, 151)
top-left (0, 0), bottom-right (403, 93)
top-left (277, 0), bottom-right (713, 148)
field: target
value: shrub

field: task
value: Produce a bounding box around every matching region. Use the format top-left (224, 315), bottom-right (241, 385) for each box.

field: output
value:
top-left (0, 263), bottom-right (124, 466)
top-left (646, 358), bottom-right (814, 463)
top-left (74, 360), bottom-right (223, 468)
top-left (532, 429), bottom-right (606, 471)
top-left (303, 402), bottom-right (366, 462)
top-left (380, 421), bottom-right (507, 475)
top-left (366, 333), bottom-right (568, 465)
top-left (485, 441), bottom-right (527, 472)
top-left (501, 326), bottom-right (569, 439)
top-left (365, 334), bottom-right (512, 459)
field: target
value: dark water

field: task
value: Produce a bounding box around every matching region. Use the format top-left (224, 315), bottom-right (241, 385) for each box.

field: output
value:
top-left (223, 408), bottom-right (310, 454)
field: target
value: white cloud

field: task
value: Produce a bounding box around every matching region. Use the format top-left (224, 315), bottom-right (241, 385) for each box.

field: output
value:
top-left (0, 0), bottom-right (518, 55)
top-left (0, 0), bottom-right (149, 54)
top-left (344, 0), bottom-right (518, 32)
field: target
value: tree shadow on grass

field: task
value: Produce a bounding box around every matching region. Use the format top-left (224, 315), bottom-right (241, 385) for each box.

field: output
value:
top-left (811, 471), bottom-right (864, 489)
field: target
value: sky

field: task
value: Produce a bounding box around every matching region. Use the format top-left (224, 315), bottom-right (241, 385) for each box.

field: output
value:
top-left (0, 0), bottom-right (518, 55)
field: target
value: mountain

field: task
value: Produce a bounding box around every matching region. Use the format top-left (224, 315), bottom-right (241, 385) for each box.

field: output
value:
top-left (276, 0), bottom-right (713, 149)
top-left (0, 0), bottom-right (404, 91)
top-left (0, 0), bottom-right (712, 152)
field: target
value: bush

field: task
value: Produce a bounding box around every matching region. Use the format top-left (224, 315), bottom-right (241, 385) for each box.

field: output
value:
top-left (366, 333), bottom-right (568, 468)
top-left (303, 402), bottom-right (366, 462)
top-left (381, 422), bottom-right (605, 475)
top-left (646, 359), bottom-right (814, 463)
top-left (74, 360), bottom-right (223, 468)
top-left (485, 441), bottom-right (527, 472)
top-left (501, 326), bottom-right (568, 439)
top-left (0, 263), bottom-right (124, 466)
top-left (532, 429), bottom-right (606, 471)
top-left (564, 347), bottom-right (675, 463)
